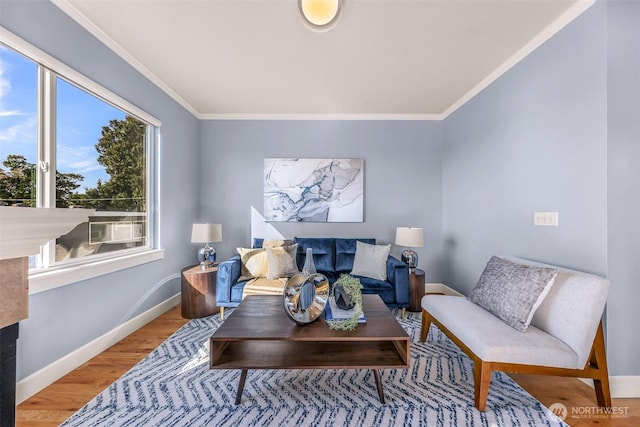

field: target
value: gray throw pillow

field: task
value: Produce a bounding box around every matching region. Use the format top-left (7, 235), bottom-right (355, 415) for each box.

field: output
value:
top-left (266, 244), bottom-right (300, 279)
top-left (467, 256), bottom-right (558, 332)
top-left (350, 241), bottom-right (391, 281)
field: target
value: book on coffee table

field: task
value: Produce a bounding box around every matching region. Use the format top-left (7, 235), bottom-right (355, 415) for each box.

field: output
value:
top-left (325, 296), bottom-right (366, 323)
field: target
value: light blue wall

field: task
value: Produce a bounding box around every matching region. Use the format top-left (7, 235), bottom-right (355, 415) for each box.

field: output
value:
top-left (606, 0), bottom-right (640, 376)
top-left (443, 0), bottom-right (640, 376)
top-left (1, 1), bottom-right (200, 380)
top-left (200, 120), bottom-right (445, 282)
top-left (442, 1), bottom-right (607, 287)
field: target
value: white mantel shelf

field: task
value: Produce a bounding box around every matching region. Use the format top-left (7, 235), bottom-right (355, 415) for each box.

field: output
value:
top-left (0, 207), bottom-right (94, 426)
top-left (0, 207), bottom-right (95, 260)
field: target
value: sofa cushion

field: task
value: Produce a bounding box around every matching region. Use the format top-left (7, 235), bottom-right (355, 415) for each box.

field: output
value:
top-left (423, 295), bottom-right (579, 369)
top-left (335, 238), bottom-right (376, 273)
top-left (242, 277), bottom-right (288, 299)
top-left (266, 244), bottom-right (300, 279)
top-left (236, 247), bottom-right (269, 280)
top-left (357, 276), bottom-right (395, 304)
top-left (230, 281), bottom-right (248, 303)
top-left (351, 241), bottom-right (391, 281)
top-left (252, 238), bottom-right (294, 249)
top-left (262, 239), bottom-right (294, 248)
top-left (293, 238), bottom-right (335, 273)
top-left (323, 272), bottom-right (340, 284)
top-left (467, 256), bottom-right (558, 332)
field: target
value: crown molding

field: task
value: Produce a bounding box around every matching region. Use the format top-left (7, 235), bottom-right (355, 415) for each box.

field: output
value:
top-left (51, 0), bottom-right (199, 119)
top-left (197, 113), bottom-right (443, 121)
top-left (441, 0), bottom-right (595, 119)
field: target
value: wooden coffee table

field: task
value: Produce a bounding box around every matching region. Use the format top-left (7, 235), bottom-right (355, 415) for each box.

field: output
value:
top-left (209, 294), bottom-right (410, 404)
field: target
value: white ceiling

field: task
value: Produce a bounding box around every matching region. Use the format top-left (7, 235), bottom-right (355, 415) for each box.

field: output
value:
top-left (53, 0), bottom-right (594, 120)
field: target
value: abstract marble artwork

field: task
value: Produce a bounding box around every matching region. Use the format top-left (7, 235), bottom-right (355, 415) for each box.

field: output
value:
top-left (264, 158), bottom-right (364, 222)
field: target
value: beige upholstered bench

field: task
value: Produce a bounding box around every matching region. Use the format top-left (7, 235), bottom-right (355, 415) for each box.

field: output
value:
top-left (421, 256), bottom-right (611, 411)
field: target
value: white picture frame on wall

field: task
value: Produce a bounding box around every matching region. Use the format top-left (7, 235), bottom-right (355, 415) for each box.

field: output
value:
top-left (264, 158), bottom-right (364, 222)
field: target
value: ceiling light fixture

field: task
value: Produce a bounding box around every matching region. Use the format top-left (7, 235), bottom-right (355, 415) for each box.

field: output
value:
top-left (298, 0), bottom-right (343, 32)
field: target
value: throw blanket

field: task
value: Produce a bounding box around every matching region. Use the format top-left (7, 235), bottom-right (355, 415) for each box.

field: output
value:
top-left (242, 277), bottom-right (288, 299)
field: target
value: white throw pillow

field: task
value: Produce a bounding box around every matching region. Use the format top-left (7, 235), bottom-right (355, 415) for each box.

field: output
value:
top-left (350, 241), bottom-right (390, 281)
top-left (266, 244), bottom-right (300, 279)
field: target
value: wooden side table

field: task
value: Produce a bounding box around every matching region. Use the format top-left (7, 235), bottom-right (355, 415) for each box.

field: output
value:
top-left (408, 268), bottom-right (426, 312)
top-left (181, 264), bottom-right (219, 319)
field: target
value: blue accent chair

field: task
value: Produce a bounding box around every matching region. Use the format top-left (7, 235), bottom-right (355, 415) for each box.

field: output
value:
top-left (216, 237), bottom-right (410, 320)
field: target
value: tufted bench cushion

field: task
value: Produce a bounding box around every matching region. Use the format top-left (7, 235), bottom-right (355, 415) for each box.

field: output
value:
top-left (422, 295), bottom-right (578, 368)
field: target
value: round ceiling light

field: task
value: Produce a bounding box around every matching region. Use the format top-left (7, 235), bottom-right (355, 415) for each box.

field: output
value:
top-left (298, 0), bottom-right (343, 32)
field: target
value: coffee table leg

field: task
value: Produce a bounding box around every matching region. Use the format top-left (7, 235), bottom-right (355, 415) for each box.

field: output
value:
top-left (235, 369), bottom-right (248, 405)
top-left (373, 369), bottom-right (385, 404)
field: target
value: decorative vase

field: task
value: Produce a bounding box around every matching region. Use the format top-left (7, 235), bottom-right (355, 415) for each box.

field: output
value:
top-left (301, 247), bottom-right (316, 276)
top-left (334, 284), bottom-right (356, 310)
top-left (327, 274), bottom-right (364, 331)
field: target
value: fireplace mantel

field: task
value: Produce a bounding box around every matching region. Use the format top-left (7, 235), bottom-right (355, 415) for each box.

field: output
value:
top-left (0, 206), bottom-right (93, 427)
top-left (0, 207), bottom-right (94, 260)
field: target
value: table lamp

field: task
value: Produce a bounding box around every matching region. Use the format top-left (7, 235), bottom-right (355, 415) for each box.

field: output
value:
top-left (191, 223), bottom-right (222, 269)
top-left (395, 227), bottom-right (423, 272)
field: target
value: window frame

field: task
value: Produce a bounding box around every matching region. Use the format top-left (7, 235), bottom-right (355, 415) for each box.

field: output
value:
top-left (1, 27), bottom-right (163, 294)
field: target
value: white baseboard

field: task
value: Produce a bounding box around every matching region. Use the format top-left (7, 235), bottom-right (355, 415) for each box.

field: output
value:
top-left (609, 376), bottom-right (640, 398)
top-left (580, 376), bottom-right (640, 398)
top-left (425, 283), bottom-right (464, 297)
top-left (16, 292), bottom-right (181, 404)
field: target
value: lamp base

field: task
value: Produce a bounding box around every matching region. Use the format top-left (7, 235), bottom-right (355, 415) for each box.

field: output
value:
top-left (197, 244), bottom-right (216, 269)
top-left (401, 249), bottom-right (418, 272)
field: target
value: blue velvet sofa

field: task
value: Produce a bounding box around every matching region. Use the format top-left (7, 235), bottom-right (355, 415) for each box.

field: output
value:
top-left (216, 237), bottom-right (410, 319)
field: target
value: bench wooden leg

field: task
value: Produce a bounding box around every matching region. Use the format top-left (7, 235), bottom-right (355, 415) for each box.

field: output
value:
top-left (420, 310), bottom-right (431, 342)
top-left (594, 379), bottom-right (612, 408)
top-left (473, 359), bottom-right (492, 411)
top-left (591, 322), bottom-right (612, 408)
top-left (423, 316), bottom-right (610, 412)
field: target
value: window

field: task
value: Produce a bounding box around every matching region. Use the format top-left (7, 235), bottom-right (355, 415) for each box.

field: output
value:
top-left (0, 33), bottom-right (160, 281)
top-left (53, 78), bottom-right (149, 264)
top-left (0, 45), bottom-right (37, 207)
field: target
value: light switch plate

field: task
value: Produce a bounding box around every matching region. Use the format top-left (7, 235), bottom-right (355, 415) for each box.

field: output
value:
top-left (534, 212), bottom-right (559, 226)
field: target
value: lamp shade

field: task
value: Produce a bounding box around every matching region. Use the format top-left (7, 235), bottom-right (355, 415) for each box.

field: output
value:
top-left (191, 223), bottom-right (222, 243)
top-left (395, 227), bottom-right (424, 248)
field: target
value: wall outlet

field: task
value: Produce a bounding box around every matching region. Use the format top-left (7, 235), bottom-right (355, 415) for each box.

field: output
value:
top-left (534, 212), bottom-right (559, 226)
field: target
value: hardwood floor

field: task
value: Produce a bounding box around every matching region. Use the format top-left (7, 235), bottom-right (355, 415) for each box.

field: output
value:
top-left (16, 305), bottom-right (640, 426)
top-left (510, 374), bottom-right (639, 427)
top-left (16, 305), bottom-right (189, 427)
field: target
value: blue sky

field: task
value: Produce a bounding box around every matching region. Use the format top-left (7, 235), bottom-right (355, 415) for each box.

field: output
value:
top-left (0, 44), bottom-right (124, 190)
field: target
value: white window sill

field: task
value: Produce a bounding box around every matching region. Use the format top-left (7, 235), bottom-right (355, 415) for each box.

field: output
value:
top-left (28, 249), bottom-right (165, 294)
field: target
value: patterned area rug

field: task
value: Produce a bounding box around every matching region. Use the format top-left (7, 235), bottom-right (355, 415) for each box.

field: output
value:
top-left (61, 310), bottom-right (567, 426)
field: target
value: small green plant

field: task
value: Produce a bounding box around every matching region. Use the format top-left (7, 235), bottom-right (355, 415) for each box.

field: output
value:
top-left (327, 274), bottom-right (363, 331)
